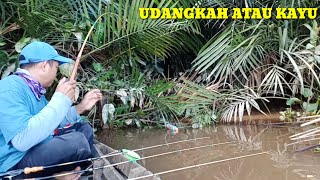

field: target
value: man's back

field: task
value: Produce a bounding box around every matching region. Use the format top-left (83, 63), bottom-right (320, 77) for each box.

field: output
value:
top-left (0, 75), bottom-right (47, 172)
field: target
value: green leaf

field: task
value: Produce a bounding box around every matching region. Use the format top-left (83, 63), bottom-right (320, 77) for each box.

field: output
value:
top-left (59, 60), bottom-right (75, 77)
top-left (134, 119), bottom-right (142, 128)
top-left (92, 62), bottom-right (103, 72)
top-left (146, 80), bottom-right (175, 96)
top-left (0, 51), bottom-right (8, 63)
top-left (303, 102), bottom-right (318, 112)
top-left (114, 80), bottom-right (125, 86)
top-left (125, 119), bottom-right (132, 125)
top-left (279, 116), bottom-right (286, 121)
top-left (286, 97), bottom-right (301, 106)
top-left (102, 104), bottom-right (115, 124)
top-left (1, 63), bottom-right (16, 79)
top-left (314, 55), bottom-right (320, 63)
top-left (306, 43), bottom-right (315, 50)
top-left (302, 88), bottom-right (313, 98)
top-left (63, 22), bottom-right (74, 29)
top-left (315, 45), bottom-right (320, 55)
top-left (15, 37), bottom-right (32, 53)
top-left (308, 56), bottom-right (315, 63)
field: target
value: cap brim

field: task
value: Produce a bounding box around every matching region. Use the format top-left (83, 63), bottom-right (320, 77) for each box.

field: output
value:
top-left (52, 55), bottom-right (72, 65)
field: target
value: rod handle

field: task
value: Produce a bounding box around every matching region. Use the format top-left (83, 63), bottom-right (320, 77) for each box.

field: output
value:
top-left (24, 166), bottom-right (44, 174)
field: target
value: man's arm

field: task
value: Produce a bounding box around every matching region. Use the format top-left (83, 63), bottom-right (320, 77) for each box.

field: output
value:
top-left (59, 89), bottom-right (102, 127)
top-left (11, 92), bottom-right (72, 151)
top-left (59, 106), bottom-right (83, 127)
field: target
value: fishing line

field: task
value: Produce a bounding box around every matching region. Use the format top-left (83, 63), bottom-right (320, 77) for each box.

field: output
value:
top-left (127, 152), bottom-right (269, 180)
top-left (32, 141), bottom-right (235, 180)
top-left (0, 136), bottom-right (210, 178)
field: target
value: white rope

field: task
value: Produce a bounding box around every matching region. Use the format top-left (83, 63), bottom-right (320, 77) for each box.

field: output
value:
top-left (127, 152), bottom-right (268, 180)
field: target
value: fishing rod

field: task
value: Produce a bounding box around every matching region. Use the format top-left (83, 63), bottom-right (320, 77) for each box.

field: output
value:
top-left (69, 13), bottom-right (110, 81)
top-left (0, 136), bottom-right (209, 178)
top-left (292, 133), bottom-right (320, 141)
top-left (127, 151), bottom-right (269, 180)
top-left (291, 128), bottom-right (320, 141)
top-left (30, 141), bottom-right (235, 180)
top-left (300, 118), bottom-right (320, 127)
top-left (286, 137), bottom-right (320, 147)
top-left (289, 127), bottom-right (320, 139)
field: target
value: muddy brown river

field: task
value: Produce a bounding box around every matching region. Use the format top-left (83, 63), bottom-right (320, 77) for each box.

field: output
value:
top-left (97, 125), bottom-right (320, 180)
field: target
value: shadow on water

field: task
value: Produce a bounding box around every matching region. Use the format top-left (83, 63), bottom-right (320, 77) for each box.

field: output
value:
top-left (96, 125), bottom-right (320, 180)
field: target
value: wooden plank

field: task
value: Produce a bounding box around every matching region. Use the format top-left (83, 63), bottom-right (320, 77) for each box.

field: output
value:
top-left (94, 140), bottom-right (161, 180)
top-left (94, 143), bottom-right (125, 180)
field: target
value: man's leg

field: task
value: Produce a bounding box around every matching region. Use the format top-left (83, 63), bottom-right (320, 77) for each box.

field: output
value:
top-left (72, 122), bottom-right (99, 157)
top-left (14, 131), bottom-right (91, 169)
top-left (54, 122), bottom-right (96, 158)
top-left (71, 122), bottom-right (94, 146)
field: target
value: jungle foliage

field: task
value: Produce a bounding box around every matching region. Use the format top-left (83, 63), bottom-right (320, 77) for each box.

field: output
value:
top-left (1, 0), bottom-right (319, 128)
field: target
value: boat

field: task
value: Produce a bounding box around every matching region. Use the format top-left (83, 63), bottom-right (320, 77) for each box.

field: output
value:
top-left (89, 140), bottom-right (161, 180)
top-left (0, 140), bottom-right (160, 180)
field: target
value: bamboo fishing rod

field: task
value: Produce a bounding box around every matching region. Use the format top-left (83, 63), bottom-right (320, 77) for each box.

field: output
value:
top-left (289, 127), bottom-right (320, 139)
top-left (286, 137), bottom-right (320, 147)
top-left (294, 133), bottom-right (320, 140)
top-left (0, 137), bottom-right (209, 178)
top-left (31, 141), bottom-right (235, 180)
top-left (297, 115), bottom-right (320, 121)
top-left (291, 128), bottom-right (320, 141)
top-left (69, 13), bottom-right (109, 81)
top-left (300, 118), bottom-right (320, 127)
top-left (291, 132), bottom-right (320, 141)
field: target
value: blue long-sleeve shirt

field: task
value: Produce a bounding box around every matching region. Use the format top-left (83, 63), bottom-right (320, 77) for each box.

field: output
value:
top-left (0, 73), bottom-right (80, 172)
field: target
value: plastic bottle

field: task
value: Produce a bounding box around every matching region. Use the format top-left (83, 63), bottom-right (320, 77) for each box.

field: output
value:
top-left (192, 123), bottom-right (199, 129)
top-left (165, 123), bottom-right (179, 133)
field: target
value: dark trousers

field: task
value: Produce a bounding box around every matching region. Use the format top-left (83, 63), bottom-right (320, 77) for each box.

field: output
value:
top-left (12, 122), bottom-right (94, 178)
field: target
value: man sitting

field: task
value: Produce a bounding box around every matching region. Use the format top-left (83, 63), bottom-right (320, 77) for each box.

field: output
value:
top-left (0, 41), bottom-right (102, 178)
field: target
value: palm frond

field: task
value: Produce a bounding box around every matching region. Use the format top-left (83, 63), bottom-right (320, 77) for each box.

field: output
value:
top-left (258, 65), bottom-right (294, 96)
top-left (221, 90), bottom-right (268, 123)
top-left (192, 26), bottom-right (267, 84)
top-left (82, 0), bottom-right (202, 62)
top-left (5, 0), bottom-right (74, 38)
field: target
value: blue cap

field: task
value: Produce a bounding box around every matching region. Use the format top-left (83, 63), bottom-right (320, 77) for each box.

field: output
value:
top-left (19, 41), bottom-right (71, 66)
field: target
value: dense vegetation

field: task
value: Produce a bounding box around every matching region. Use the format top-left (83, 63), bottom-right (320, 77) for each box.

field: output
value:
top-left (1, 0), bottom-right (319, 129)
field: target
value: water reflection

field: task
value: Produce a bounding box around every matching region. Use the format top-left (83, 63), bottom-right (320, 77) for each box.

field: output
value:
top-left (212, 160), bottom-right (244, 180)
top-left (222, 126), bottom-right (265, 151)
top-left (97, 125), bottom-right (320, 180)
top-left (269, 142), bottom-right (291, 169)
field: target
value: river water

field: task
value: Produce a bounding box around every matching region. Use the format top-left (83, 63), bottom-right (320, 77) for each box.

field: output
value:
top-left (97, 125), bottom-right (320, 180)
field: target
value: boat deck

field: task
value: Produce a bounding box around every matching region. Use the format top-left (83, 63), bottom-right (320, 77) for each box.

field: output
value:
top-left (89, 140), bottom-right (160, 180)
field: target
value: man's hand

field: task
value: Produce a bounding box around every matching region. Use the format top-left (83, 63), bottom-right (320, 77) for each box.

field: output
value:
top-left (75, 89), bottom-right (102, 114)
top-left (55, 77), bottom-right (77, 100)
